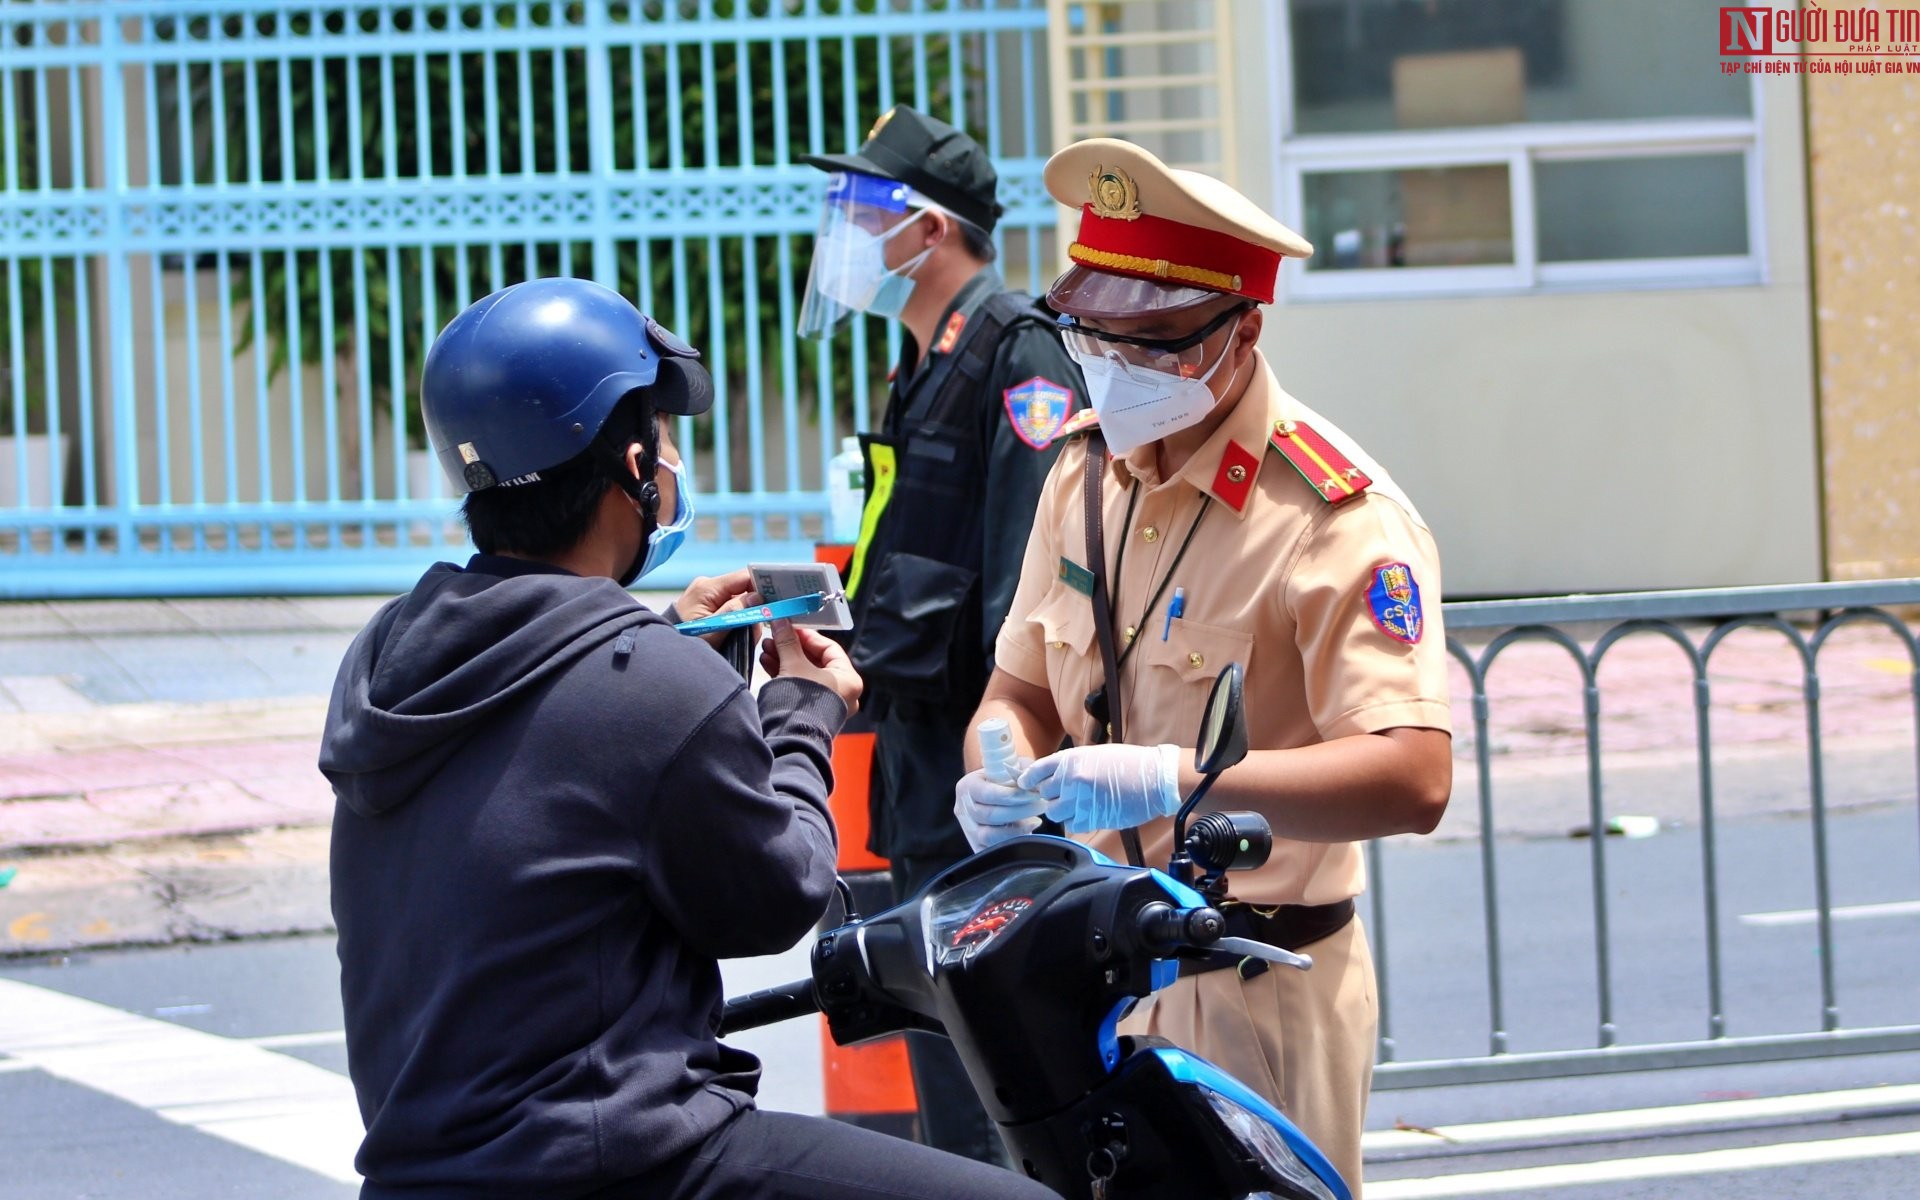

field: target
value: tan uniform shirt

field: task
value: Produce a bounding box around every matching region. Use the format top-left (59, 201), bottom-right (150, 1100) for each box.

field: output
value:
top-left (993, 351), bottom-right (1451, 905)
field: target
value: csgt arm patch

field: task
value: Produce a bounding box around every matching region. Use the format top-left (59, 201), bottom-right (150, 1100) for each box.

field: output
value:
top-left (1367, 562), bottom-right (1424, 644)
top-left (1003, 377), bottom-right (1074, 450)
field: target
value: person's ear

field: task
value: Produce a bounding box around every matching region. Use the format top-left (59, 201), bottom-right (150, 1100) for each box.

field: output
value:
top-left (922, 208), bottom-right (949, 252)
top-left (623, 441), bottom-right (661, 520)
top-left (1234, 306), bottom-right (1263, 363)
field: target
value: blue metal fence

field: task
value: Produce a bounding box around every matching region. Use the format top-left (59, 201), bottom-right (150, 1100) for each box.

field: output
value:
top-left (0, 0), bottom-right (1057, 597)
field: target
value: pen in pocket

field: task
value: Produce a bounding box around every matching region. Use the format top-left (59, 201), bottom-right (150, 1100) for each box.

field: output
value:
top-left (1162, 586), bottom-right (1186, 641)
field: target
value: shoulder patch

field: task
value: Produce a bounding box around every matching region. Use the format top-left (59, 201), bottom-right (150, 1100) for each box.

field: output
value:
top-left (1054, 406), bottom-right (1101, 441)
top-left (1367, 562), bottom-right (1424, 644)
top-left (1003, 376), bottom-right (1075, 450)
top-left (934, 310), bottom-right (968, 355)
top-left (1268, 418), bottom-right (1372, 504)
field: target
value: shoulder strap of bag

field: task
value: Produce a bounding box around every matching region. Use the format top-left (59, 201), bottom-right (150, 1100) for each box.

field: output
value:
top-left (1082, 430), bottom-right (1147, 867)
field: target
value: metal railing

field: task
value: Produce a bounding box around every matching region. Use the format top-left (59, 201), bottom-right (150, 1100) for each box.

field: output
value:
top-left (0, 0), bottom-right (1056, 597)
top-left (1374, 579), bottom-right (1920, 1088)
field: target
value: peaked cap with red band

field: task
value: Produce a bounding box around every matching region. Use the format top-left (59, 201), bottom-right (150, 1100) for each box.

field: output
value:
top-left (1044, 139), bottom-right (1313, 318)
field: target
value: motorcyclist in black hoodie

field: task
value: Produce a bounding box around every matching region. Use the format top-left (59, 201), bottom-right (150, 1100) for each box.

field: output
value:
top-left (321, 278), bottom-right (1050, 1200)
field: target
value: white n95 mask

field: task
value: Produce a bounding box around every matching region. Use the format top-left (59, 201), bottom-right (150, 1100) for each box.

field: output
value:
top-left (1067, 318), bottom-right (1242, 455)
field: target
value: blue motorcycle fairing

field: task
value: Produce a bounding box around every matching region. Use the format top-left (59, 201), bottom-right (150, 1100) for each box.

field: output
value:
top-left (1095, 996), bottom-right (1133, 1070)
top-left (1148, 867), bottom-right (1207, 909)
top-left (1151, 1047), bottom-right (1351, 1200)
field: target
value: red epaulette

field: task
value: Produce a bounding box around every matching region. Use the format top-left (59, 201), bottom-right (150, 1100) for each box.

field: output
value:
top-left (1055, 408), bottom-right (1101, 440)
top-left (1268, 418), bottom-right (1371, 505)
top-left (934, 311), bottom-right (967, 355)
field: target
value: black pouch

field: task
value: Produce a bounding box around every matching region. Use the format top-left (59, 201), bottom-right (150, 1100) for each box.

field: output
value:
top-left (849, 551), bottom-right (983, 704)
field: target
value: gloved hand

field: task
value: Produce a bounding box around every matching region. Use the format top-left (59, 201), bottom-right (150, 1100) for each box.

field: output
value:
top-left (954, 764), bottom-right (1047, 852)
top-left (1019, 743), bottom-right (1181, 834)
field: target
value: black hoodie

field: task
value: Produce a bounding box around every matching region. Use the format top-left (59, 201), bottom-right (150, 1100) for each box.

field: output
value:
top-left (322, 555), bottom-right (844, 1198)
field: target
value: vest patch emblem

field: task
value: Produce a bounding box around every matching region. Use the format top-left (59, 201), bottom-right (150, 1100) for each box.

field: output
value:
top-left (1003, 377), bottom-right (1075, 450)
top-left (935, 310), bottom-right (968, 355)
top-left (1367, 562), bottom-right (1424, 645)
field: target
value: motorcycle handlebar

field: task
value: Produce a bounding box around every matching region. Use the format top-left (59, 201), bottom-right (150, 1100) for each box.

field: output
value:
top-left (1135, 904), bottom-right (1316, 972)
top-left (1136, 903), bottom-right (1225, 953)
top-left (719, 978), bottom-right (820, 1036)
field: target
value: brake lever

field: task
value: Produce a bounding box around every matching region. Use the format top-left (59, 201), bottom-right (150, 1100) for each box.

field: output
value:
top-left (1213, 935), bottom-right (1313, 972)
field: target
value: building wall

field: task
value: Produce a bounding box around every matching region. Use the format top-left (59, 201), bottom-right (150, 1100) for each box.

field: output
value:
top-left (1805, 72), bottom-right (1920, 581)
top-left (1227, 3), bottom-right (1822, 597)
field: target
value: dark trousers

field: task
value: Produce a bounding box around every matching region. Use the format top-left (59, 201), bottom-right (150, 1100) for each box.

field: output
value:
top-left (594, 1108), bottom-right (1051, 1200)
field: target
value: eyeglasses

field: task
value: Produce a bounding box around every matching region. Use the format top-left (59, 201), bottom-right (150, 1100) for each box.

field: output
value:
top-left (1057, 302), bottom-right (1249, 377)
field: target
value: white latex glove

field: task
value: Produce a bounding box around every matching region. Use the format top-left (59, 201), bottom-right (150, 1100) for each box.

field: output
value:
top-left (954, 763), bottom-right (1046, 852)
top-left (1019, 743), bottom-right (1181, 834)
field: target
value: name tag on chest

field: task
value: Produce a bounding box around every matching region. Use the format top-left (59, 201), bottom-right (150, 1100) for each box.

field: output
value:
top-left (1058, 556), bottom-right (1095, 597)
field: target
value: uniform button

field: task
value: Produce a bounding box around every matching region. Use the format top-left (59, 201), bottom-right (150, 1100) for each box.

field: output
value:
top-left (1275, 419), bottom-right (1297, 436)
top-left (1142, 526), bottom-right (1159, 543)
top-left (1188, 652), bottom-right (1205, 669)
top-left (1226, 464), bottom-right (1247, 484)
top-left (1123, 626), bottom-right (1136, 644)
top-left (1049, 640), bottom-right (1065, 650)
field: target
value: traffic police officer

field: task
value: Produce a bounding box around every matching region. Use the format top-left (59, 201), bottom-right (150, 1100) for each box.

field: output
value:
top-left (954, 140), bottom-right (1454, 1197)
top-left (797, 106), bottom-right (1084, 1164)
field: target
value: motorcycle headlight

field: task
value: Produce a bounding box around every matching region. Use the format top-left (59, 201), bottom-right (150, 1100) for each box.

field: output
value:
top-left (1202, 1089), bottom-right (1343, 1200)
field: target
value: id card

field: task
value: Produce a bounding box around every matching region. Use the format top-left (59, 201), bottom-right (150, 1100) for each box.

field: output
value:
top-left (749, 562), bottom-right (854, 630)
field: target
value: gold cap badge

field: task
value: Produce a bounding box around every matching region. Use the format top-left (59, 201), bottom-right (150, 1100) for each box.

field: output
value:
top-left (866, 108), bottom-right (896, 142)
top-left (1088, 166), bottom-right (1141, 221)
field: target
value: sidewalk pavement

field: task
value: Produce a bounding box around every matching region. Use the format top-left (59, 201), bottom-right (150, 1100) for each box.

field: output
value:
top-left (1, 596), bottom-right (1914, 956)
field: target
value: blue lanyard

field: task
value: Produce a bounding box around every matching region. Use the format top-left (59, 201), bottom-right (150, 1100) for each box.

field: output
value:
top-left (673, 592), bottom-right (825, 636)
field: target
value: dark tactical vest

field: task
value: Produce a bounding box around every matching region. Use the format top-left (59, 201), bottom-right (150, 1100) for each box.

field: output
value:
top-left (845, 289), bottom-right (1058, 711)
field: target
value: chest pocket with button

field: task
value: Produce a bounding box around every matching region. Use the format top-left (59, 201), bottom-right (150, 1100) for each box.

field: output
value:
top-left (1138, 615), bottom-right (1255, 746)
top-left (1025, 582), bottom-right (1098, 738)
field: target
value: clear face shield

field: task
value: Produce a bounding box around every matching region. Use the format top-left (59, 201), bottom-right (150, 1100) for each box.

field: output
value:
top-left (796, 171), bottom-right (937, 340)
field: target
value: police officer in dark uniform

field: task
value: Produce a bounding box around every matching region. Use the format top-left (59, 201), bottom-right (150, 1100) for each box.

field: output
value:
top-left (797, 106), bottom-right (1083, 1164)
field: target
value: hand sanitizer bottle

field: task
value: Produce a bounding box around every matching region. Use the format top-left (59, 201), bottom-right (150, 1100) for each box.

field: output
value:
top-left (977, 718), bottom-right (1019, 785)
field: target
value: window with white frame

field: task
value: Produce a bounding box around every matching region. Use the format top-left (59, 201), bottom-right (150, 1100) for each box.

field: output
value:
top-left (1277, 0), bottom-right (1761, 299)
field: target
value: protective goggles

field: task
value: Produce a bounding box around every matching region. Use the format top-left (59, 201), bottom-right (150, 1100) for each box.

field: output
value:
top-left (1056, 302), bottom-right (1250, 378)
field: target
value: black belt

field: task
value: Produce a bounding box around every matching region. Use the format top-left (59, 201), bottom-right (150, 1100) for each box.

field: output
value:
top-left (1177, 899), bottom-right (1356, 981)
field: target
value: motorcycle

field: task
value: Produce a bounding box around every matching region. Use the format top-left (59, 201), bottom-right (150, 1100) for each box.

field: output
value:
top-left (721, 664), bottom-right (1352, 1200)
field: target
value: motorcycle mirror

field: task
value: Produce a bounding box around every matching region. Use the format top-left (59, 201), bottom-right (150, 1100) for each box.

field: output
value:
top-left (1193, 663), bottom-right (1248, 776)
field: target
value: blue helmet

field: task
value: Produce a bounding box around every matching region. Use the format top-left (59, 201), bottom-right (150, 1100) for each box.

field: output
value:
top-left (421, 277), bottom-right (713, 493)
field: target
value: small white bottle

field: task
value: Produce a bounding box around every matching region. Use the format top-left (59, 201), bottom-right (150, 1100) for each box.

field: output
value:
top-left (977, 718), bottom-right (1020, 785)
top-left (826, 436), bottom-right (865, 545)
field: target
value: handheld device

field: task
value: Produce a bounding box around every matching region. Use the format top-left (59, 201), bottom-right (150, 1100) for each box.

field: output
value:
top-left (747, 562), bottom-right (854, 630)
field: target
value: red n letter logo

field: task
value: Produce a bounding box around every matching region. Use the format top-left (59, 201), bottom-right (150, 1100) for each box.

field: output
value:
top-left (1721, 7), bottom-right (1773, 54)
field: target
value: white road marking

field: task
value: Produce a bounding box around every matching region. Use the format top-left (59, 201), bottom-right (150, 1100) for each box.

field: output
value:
top-left (246, 1030), bottom-right (347, 1050)
top-left (1368, 1131), bottom-right (1920, 1198)
top-left (1365, 1083), bottom-right (1920, 1153)
top-left (0, 979), bottom-right (361, 1184)
top-left (1741, 899), bottom-right (1920, 926)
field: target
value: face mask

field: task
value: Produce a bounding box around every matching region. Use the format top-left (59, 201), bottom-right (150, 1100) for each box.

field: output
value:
top-left (813, 211), bottom-right (934, 319)
top-left (623, 458), bottom-right (694, 585)
top-left (1068, 318), bottom-right (1243, 455)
